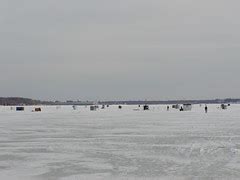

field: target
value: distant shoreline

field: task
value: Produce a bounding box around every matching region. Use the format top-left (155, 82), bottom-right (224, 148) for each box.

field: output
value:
top-left (0, 97), bottom-right (239, 106)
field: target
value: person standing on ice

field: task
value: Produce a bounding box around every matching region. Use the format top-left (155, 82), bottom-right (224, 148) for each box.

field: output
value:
top-left (167, 106), bottom-right (169, 111)
top-left (205, 105), bottom-right (208, 113)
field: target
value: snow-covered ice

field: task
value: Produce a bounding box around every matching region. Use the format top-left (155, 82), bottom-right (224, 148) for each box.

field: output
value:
top-left (0, 104), bottom-right (240, 179)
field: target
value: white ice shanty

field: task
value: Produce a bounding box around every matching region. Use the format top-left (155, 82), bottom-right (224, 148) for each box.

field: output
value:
top-left (180, 104), bottom-right (192, 111)
top-left (172, 104), bottom-right (180, 109)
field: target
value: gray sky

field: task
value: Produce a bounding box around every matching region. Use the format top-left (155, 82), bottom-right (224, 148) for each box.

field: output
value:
top-left (0, 0), bottom-right (240, 101)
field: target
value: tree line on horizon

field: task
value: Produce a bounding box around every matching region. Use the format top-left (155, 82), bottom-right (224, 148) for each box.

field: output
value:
top-left (0, 97), bottom-right (240, 106)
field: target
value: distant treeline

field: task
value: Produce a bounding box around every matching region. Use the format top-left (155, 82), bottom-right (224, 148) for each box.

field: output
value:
top-left (99, 99), bottom-right (240, 105)
top-left (0, 97), bottom-right (92, 106)
top-left (0, 97), bottom-right (52, 106)
top-left (0, 97), bottom-right (240, 106)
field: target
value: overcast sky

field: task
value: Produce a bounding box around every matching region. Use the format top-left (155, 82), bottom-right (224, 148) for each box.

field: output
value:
top-left (0, 0), bottom-right (240, 101)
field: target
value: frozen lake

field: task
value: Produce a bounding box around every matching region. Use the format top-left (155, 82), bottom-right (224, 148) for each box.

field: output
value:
top-left (0, 104), bottom-right (240, 179)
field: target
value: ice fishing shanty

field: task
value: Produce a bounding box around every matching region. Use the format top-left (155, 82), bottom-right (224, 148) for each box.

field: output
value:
top-left (34, 108), bottom-right (41, 112)
top-left (180, 104), bottom-right (192, 111)
top-left (221, 104), bottom-right (228, 110)
top-left (90, 105), bottom-right (98, 111)
top-left (172, 104), bottom-right (180, 109)
top-left (143, 105), bottom-right (149, 110)
top-left (16, 107), bottom-right (24, 111)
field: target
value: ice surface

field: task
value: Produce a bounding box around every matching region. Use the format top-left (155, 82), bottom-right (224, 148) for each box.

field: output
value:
top-left (0, 104), bottom-right (240, 179)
